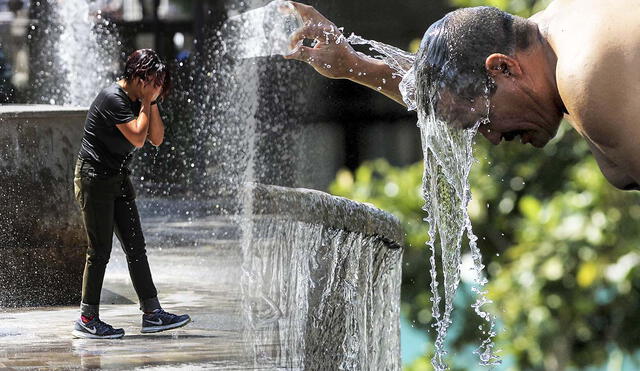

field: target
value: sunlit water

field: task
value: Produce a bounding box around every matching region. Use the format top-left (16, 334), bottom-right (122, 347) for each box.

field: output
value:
top-left (226, 0), bottom-right (303, 59)
top-left (240, 185), bottom-right (403, 369)
top-left (36, 0), bottom-right (119, 106)
top-left (222, 3), bottom-right (403, 367)
top-left (347, 32), bottom-right (501, 369)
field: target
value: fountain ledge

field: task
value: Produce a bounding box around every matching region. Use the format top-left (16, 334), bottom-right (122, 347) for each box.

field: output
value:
top-left (250, 183), bottom-right (404, 249)
top-left (0, 105), bottom-right (88, 307)
top-left (0, 104), bottom-right (87, 119)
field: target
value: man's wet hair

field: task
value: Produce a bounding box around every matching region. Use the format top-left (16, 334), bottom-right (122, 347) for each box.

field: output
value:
top-left (123, 49), bottom-right (172, 99)
top-left (415, 7), bottom-right (536, 123)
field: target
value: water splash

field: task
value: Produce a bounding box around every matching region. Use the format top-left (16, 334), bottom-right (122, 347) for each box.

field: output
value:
top-left (345, 33), bottom-right (417, 111)
top-left (346, 33), bottom-right (500, 368)
top-left (226, 0), bottom-right (303, 59)
top-left (346, 34), bottom-right (415, 78)
top-left (33, 0), bottom-right (119, 106)
top-left (241, 184), bottom-right (403, 369)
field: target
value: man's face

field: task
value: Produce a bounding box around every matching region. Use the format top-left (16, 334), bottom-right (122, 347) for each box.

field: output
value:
top-left (476, 76), bottom-right (562, 148)
top-left (432, 89), bottom-right (489, 130)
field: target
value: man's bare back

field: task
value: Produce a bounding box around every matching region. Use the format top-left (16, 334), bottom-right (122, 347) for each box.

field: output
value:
top-left (536, 0), bottom-right (640, 188)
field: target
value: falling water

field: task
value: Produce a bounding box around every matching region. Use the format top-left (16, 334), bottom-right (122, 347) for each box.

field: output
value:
top-left (226, 0), bottom-right (303, 59)
top-left (415, 91), bottom-right (499, 370)
top-left (33, 0), bottom-right (119, 105)
top-left (219, 3), bottom-right (405, 368)
top-left (346, 32), bottom-right (500, 369)
top-left (242, 184), bottom-right (403, 369)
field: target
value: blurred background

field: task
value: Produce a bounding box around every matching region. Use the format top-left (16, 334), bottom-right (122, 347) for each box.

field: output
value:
top-left (3, 0), bottom-right (640, 369)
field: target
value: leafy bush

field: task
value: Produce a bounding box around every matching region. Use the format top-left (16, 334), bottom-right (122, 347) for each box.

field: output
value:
top-left (330, 124), bottom-right (640, 370)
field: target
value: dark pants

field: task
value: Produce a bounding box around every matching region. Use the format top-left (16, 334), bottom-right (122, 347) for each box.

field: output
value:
top-left (74, 158), bottom-right (160, 317)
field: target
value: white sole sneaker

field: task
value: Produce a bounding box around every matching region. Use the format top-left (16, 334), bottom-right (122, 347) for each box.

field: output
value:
top-left (140, 317), bottom-right (191, 333)
top-left (71, 330), bottom-right (125, 339)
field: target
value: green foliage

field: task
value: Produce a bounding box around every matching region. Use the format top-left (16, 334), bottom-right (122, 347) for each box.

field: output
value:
top-left (475, 128), bottom-right (640, 370)
top-left (329, 123), bottom-right (640, 370)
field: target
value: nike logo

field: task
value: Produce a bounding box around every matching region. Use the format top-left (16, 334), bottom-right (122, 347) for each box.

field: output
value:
top-left (80, 323), bottom-right (97, 334)
top-left (145, 318), bottom-right (163, 325)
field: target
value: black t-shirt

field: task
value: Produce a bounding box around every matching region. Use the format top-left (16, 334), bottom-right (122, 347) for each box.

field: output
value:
top-left (78, 84), bottom-right (142, 172)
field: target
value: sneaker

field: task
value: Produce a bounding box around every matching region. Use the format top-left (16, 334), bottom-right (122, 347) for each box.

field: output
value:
top-left (72, 317), bottom-right (125, 339)
top-left (141, 309), bottom-right (191, 333)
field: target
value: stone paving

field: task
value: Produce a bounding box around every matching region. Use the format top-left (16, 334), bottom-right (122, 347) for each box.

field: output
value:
top-left (0, 203), bottom-right (260, 370)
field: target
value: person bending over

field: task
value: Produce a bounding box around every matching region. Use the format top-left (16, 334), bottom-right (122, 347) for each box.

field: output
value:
top-left (73, 49), bottom-right (190, 339)
top-left (285, 0), bottom-right (640, 191)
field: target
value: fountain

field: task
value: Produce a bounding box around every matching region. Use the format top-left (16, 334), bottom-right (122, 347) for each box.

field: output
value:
top-left (0, 0), bottom-right (406, 368)
top-left (0, 105), bottom-right (87, 306)
top-left (243, 184), bottom-right (403, 369)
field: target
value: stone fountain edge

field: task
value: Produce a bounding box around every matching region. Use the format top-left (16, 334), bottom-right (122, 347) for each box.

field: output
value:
top-left (250, 183), bottom-right (405, 249)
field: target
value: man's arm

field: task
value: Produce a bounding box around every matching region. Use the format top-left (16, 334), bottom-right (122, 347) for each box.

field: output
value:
top-left (284, 3), bottom-right (406, 105)
top-left (117, 84), bottom-right (161, 148)
top-left (117, 100), bottom-right (152, 148)
top-left (147, 104), bottom-right (164, 146)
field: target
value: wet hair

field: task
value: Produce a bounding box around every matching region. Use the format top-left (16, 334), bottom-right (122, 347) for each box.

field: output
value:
top-left (415, 7), bottom-right (536, 123)
top-left (123, 49), bottom-right (171, 99)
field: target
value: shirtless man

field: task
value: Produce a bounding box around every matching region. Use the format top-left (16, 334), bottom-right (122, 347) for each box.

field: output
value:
top-left (285, 0), bottom-right (640, 190)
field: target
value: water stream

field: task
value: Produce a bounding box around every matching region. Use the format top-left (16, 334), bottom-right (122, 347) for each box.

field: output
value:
top-left (241, 185), bottom-right (403, 370)
top-left (221, 4), bottom-right (404, 368)
top-left (36, 0), bottom-right (119, 106)
top-left (346, 31), bottom-right (500, 369)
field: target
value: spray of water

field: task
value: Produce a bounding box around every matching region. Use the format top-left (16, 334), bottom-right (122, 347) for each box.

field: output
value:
top-left (56, 2), bottom-right (119, 105)
top-left (34, 0), bottom-right (119, 106)
top-left (241, 184), bottom-right (403, 369)
top-left (345, 31), bottom-right (501, 369)
top-left (220, 3), bottom-right (404, 368)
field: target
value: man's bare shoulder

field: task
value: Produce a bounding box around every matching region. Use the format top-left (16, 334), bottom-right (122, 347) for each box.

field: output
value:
top-left (552, 0), bottom-right (640, 146)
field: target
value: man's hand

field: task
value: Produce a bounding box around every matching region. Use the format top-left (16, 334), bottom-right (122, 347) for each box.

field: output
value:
top-left (284, 2), bottom-right (359, 79)
top-left (283, 2), bottom-right (406, 105)
top-left (140, 81), bottom-right (162, 104)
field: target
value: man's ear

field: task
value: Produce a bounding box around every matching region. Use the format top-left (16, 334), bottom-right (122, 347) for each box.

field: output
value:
top-left (485, 53), bottom-right (522, 78)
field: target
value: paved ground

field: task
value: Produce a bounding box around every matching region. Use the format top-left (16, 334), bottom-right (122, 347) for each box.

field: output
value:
top-left (0, 203), bottom-right (263, 370)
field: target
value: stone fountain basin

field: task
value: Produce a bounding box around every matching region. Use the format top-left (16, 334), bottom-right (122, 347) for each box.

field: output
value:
top-left (249, 183), bottom-right (403, 246)
top-left (244, 183), bottom-right (404, 369)
top-left (0, 105), bottom-right (87, 307)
